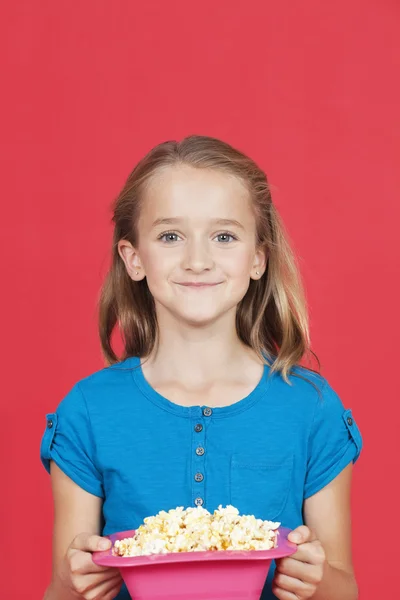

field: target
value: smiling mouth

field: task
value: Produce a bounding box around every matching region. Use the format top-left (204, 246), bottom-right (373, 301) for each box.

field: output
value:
top-left (175, 282), bottom-right (223, 288)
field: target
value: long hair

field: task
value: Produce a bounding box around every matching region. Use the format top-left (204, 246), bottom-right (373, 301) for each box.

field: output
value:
top-left (99, 135), bottom-right (321, 386)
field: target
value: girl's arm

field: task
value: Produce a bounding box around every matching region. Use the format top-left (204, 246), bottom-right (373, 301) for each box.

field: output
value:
top-left (274, 463), bottom-right (359, 600)
top-left (44, 461), bottom-right (121, 600)
top-left (303, 463), bottom-right (358, 599)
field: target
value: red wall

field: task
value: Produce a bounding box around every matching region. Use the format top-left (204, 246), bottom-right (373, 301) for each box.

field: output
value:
top-left (1, 1), bottom-right (399, 598)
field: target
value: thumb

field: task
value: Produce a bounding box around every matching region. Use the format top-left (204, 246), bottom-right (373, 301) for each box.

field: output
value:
top-left (72, 532), bottom-right (112, 552)
top-left (288, 526), bottom-right (316, 544)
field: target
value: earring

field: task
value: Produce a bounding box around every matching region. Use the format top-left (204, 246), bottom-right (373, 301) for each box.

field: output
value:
top-left (256, 271), bottom-right (260, 275)
top-left (135, 271), bottom-right (139, 275)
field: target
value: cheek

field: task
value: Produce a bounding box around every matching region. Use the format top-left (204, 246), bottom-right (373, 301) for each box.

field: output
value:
top-left (141, 246), bottom-right (175, 280)
top-left (220, 249), bottom-right (254, 276)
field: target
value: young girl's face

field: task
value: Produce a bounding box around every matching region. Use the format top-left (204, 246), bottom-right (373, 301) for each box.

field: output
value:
top-left (121, 165), bottom-right (266, 327)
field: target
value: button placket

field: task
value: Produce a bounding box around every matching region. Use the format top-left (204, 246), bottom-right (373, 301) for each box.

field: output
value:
top-left (192, 410), bottom-right (207, 508)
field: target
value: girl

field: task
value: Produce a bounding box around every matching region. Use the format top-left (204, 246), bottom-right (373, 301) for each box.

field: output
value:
top-left (41, 135), bottom-right (362, 600)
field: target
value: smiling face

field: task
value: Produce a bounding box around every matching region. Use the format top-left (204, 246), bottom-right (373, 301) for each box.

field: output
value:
top-left (118, 165), bottom-right (266, 328)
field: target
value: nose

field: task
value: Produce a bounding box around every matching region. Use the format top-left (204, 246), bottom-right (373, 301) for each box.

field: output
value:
top-left (181, 237), bottom-right (214, 273)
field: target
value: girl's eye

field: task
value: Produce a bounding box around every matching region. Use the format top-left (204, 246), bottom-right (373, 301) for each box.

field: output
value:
top-left (214, 233), bottom-right (237, 243)
top-left (159, 232), bottom-right (181, 243)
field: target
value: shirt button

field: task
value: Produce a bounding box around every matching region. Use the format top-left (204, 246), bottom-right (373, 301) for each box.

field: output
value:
top-left (194, 472), bottom-right (204, 482)
top-left (347, 417), bottom-right (353, 426)
top-left (203, 407), bottom-right (212, 417)
top-left (196, 446), bottom-right (205, 456)
top-left (47, 419), bottom-right (54, 429)
top-left (194, 497), bottom-right (204, 506)
top-left (194, 423), bottom-right (203, 433)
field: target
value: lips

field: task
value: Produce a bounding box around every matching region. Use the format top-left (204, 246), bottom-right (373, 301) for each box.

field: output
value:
top-left (175, 282), bottom-right (223, 287)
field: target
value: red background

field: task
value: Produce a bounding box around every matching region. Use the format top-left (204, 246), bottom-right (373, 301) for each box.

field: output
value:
top-left (1, 1), bottom-right (399, 598)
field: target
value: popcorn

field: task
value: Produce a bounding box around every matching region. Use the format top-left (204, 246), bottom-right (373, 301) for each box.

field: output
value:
top-left (113, 505), bottom-right (281, 557)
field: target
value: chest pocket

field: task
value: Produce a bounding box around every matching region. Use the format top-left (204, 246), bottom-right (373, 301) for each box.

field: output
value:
top-left (230, 454), bottom-right (293, 522)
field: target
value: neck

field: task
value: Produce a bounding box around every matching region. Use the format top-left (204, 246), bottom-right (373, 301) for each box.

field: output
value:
top-left (144, 308), bottom-right (261, 387)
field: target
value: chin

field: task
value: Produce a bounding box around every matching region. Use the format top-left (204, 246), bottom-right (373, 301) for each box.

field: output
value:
top-left (177, 311), bottom-right (222, 327)
top-left (155, 298), bottom-right (238, 328)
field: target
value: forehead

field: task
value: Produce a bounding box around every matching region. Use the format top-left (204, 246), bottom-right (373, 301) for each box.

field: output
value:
top-left (140, 165), bottom-right (254, 224)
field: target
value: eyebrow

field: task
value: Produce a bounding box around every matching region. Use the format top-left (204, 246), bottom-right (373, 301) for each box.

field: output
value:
top-left (152, 217), bottom-right (245, 230)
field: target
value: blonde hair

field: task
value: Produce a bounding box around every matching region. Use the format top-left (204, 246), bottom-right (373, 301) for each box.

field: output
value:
top-left (99, 135), bottom-right (321, 386)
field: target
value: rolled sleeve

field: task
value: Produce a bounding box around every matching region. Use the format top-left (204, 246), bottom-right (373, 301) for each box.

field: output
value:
top-left (40, 383), bottom-right (104, 498)
top-left (304, 380), bottom-right (362, 499)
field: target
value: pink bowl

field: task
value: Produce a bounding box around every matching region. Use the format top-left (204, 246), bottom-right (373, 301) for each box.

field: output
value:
top-left (93, 527), bottom-right (297, 600)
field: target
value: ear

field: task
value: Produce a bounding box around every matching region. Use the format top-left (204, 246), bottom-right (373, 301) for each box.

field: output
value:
top-left (117, 240), bottom-right (146, 281)
top-left (250, 246), bottom-right (268, 281)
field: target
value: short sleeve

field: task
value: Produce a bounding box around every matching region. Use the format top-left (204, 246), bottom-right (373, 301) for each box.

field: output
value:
top-left (304, 380), bottom-right (362, 499)
top-left (40, 383), bottom-right (104, 498)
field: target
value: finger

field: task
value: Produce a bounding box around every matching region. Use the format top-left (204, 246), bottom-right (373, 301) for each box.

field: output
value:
top-left (287, 525), bottom-right (316, 544)
top-left (102, 582), bottom-right (124, 600)
top-left (286, 541), bottom-right (325, 566)
top-left (274, 571), bottom-right (315, 596)
top-left (103, 585), bottom-right (124, 600)
top-left (72, 532), bottom-right (112, 553)
top-left (276, 556), bottom-right (324, 585)
top-left (75, 572), bottom-right (121, 597)
top-left (271, 585), bottom-right (299, 600)
top-left (70, 549), bottom-right (118, 575)
top-left (85, 574), bottom-right (123, 600)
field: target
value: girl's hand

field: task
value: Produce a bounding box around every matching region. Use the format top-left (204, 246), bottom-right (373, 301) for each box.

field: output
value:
top-left (273, 526), bottom-right (326, 600)
top-left (58, 532), bottom-right (123, 599)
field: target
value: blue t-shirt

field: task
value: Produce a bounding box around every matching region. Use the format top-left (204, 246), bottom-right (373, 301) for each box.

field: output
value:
top-left (40, 356), bottom-right (362, 599)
